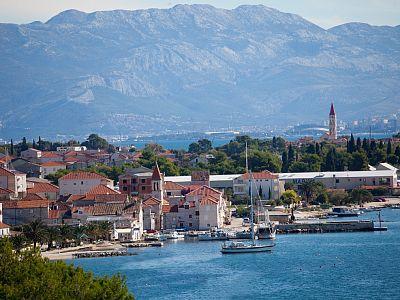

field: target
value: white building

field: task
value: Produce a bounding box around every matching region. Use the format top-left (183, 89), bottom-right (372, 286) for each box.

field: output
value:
top-left (0, 203), bottom-right (11, 237)
top-left (0, 167), bottom-right (27, 198)
top-left (58, 171), bottom-right (114, 196)
top-left (21, 148), bottom-right (42, 161)
top-left (233, 171), bottom-right (284, 200)
top-left (279, 169), bottom-right (398, 190)
top-left (40, 161), bottom-right (67, 177)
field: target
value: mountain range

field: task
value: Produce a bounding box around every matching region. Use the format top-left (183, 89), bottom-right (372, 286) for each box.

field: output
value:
top-left (0, 4), bottom-right (399, 139)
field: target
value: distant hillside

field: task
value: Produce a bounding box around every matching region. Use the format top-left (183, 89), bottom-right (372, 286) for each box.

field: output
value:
top-left (0, 4), bottom-right (399, 138)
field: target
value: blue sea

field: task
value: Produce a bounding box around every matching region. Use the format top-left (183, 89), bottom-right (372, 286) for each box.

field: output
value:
top-left (71, 209), bottom-right (400, 299)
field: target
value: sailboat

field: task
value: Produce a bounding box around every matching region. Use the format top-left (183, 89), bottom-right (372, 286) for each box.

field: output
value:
top-left (221, 170), bottom-right (275, 254)
top-left (257, 209), bottom-right (277, 240)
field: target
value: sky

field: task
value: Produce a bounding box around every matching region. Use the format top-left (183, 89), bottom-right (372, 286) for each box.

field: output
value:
top-left (0, 0), bottom-right (399, 29)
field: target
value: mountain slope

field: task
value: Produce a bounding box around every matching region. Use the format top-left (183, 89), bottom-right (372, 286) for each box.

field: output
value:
top-left (0, 4), bottom-right (399, 138)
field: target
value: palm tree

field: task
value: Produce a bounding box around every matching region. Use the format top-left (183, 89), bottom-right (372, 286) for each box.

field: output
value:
top-left (22, 219), bottom-right (47, 250)
top-left (45, 226), bottom-right (61, 250)
top-left (10, 234), bottom-right (27, 253)
top-left (59, 225), bottom-right (73, 248)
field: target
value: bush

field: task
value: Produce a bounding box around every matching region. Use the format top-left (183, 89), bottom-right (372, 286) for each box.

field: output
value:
top-left (370, 187), bottom-right (390, 196)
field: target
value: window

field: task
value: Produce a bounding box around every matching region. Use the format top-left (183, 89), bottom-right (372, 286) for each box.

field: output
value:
top-left (81, 181), bottom-right (84, 185)
top-left (122, 179), bottom-right (127, 184)
top-left (123, 187), bottom-right (128, 191)
top-left (167, 192), bottom-right (172, 196)
top-left (179, 222), bottom-right (184, 228)
top-left (189, 215), bottom-right (192, 219)
top-left (185, 205), bottom-right (189, 209)
top-left (132, 178), bottom-right (137, 184)
top-left (195, 211), bottom-right (199, 216)
top-left (336, 179), bottom-right (339, 183)
top-left (141, 179), bottom-right (146, 183)
top-left (189, 223), bottom-right (193, 227)
top-left (141, 186), bottom-right (146, 191)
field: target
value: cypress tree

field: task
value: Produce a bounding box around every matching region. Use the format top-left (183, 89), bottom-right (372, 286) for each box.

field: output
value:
top-left (348, 134), bottom-right (355, 153)
top-left (387, 140), bottom-right (392, 155)
top-left (356, 137), bottom-right (362, 151)
top-left (10, 139), bottom-right (14, 155)
top-left (21, 137), bottom-right (28, 151)
top-left (362, 138), bottom-right (369, 152)
top-left (32, 139), bottom-right (37, 149)
top-left (288, 144), bottom-right (295, 164)
top-left (315, 142), bottom-right (320, 156)
top-left (282, 149), bottom-right (289, 172)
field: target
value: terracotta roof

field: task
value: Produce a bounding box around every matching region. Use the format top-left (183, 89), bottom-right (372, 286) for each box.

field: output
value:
top-left (40, 161), bottom-right (66, 167)
top-left (21, 193), bottom-right (46, 200)
top-left (0, 221), bottom-right (10, 229)
top-left (87, 184), bottom-right (120, 195)
top-left (143, 196), bottom-right (161, 207)
top-left (200, 195), bottom-right (219, 206)
top-left (48, 210), bottom-right (65, 219)
top-left (27, 181), bottom-right (59, 193)
top-left (0, 187), bottom-right (13, 194)
top-left (78, 203), bottom-right (124, 216)
top-left (94, 194), bottom-right (128, 203)
top-left (169, 205), bottom-right (179, 213)
top-left (164, 181), bottom-right (185, 191)
top-left (41, 152), bottom-right (62, 158)
top-left (186, 185), bottom-right (221, 197)
top-left (0, 167), bottom-right (18, 177)
top-left (179, 200), bottom-right (196, 208)
top-left (242, 171), bottom-right (278, 180)
top-left (2, 200), bottom-right (50, 209)
top-left (59, 171), bottom-right (109, 181)
top-left (152, 164), bottom-right (162, 180)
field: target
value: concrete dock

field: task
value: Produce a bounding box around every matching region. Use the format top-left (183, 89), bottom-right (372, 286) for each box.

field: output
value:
top-left (277, 220), bottom-right (376, 234)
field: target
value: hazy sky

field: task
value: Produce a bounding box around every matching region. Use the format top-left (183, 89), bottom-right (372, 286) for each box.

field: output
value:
top-left (0, 0), bottom-right (399, 29)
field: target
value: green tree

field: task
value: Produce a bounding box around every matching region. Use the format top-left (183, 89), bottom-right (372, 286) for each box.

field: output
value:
top-left (281, 149), bottom-right (289, 172)
top-left (349, 151), bottom-right (369, 171)
top-left (347, 134), bottom-right (355, 153)
top-left (298, 180), bottom-right (325, 205)
top-left (350, 189), bottom-right (373, 205)
top-left (81, 134), bottom-right (109, 150)
top-left (21, 137), bottom-right (28, 151)
top-left (10, 139), bottom-right (14, 155)
top-left (0, 239), bottom-right (134, 299)
top-left (387, 140), bottom-right (393, 155)
top-left (280, 190), bottom-right (300, 206)
top-left (22, 220), bottom-right (47, 250)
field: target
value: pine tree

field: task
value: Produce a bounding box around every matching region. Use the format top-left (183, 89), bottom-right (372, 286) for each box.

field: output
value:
top-left (38, 136), bottom-right (43, 150)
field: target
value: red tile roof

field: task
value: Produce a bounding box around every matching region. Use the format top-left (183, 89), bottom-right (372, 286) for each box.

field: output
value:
top-left (94, 194), bottom-right (128, 203)
top-left (48, 210), bottom-right (65, 219)
top-left (143, 196), bottom-right (161, 207)
top-left (41, 152), bottom-right (62, 158)
top-left (164, 181), bottom-right (185, 191)
top-left (242, 171), bottom-right (278, 180)
top-left (87, 184), bottom-right (120, 195)
top-left (2, 200), bottom-right (50, 209)
top-left (152, 164), bottom-right (162, 180)
top-left (200, 195), bottom-right (219, 206)
top-left (186, 185), bottom-right (221, 197)
top-left (0, 221), bottom-right (10, 229)
top-left (77, 203), bottom-right (124, 216)
top-left (59, 171), bottom-right (109, 181)
top-left (40, 161), bottom-right (66, 167)
top-left (0, 167), bottom-right (18, 177)
top-left (0, 187), bottom-right (13, 194)
top-left (21, 193), bottom-right (46, 201)
top-left (27, 181), bottom-right (59, 193)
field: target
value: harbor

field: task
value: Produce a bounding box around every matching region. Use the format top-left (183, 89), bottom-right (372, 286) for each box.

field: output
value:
top-left (71, 207), bottom-right (400, 299)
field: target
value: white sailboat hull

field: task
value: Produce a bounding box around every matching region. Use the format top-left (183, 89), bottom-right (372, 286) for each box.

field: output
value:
top-left (221, 244), bottom-right (274, 254)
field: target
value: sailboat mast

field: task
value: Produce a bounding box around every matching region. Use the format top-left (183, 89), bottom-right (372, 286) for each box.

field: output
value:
top-left (250, 171), bottom-right (255, 245)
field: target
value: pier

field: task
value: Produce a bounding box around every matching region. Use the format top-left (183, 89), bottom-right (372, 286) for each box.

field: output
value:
top-left (277, 220), bottom-right (376, 234)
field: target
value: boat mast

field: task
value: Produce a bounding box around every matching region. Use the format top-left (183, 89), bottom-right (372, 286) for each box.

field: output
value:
top-left (250, 171), bottom-right (255, 245)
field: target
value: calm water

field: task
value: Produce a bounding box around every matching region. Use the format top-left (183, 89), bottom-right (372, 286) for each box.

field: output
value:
top-left (71, 209), bottom-right (400, 300)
